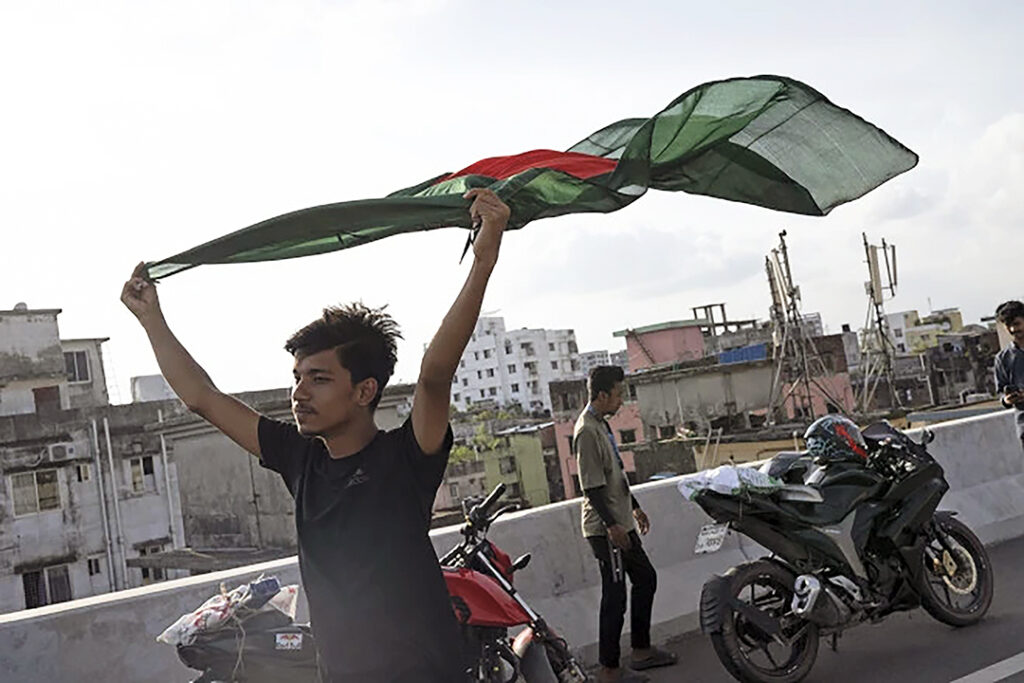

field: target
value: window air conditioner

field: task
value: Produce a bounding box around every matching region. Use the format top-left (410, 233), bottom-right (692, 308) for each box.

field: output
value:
top-left (49, 443), bottom-right (76, 462)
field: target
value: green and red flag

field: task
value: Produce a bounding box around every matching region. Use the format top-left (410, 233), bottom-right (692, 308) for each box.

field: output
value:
top-left (146, 75), bottom-right (917, 280)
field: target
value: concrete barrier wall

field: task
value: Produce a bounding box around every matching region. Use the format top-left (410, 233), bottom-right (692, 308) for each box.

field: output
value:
top-left (2, 410), bottom-right (1021, 682)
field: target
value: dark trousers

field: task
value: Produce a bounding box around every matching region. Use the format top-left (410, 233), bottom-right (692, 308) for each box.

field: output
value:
top-left (587, 531), bottom-right (657, 669)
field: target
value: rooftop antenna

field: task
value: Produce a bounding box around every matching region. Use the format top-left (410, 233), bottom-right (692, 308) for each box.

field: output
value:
top-left (857, 233), bottom-right (901, 413)
top-left (765, 230), bottom-right (847, 424)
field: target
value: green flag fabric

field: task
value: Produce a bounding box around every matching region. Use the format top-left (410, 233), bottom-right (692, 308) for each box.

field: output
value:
top-left (147, 75), bottom-right (917, 280)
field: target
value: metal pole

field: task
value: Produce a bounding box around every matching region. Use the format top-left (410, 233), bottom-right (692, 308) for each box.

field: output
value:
top-left (103, 418), bottom-right (129, 589)
top-left (91, 419), bottom-right (116, 592)
top-left (157, 409), bottom-right (181, 552)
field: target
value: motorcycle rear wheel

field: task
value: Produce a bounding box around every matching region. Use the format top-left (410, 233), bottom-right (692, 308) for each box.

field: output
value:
top-left (708, 560), bottom-right (819, 683)
top-left (917, 516), bottom-right (993, 627)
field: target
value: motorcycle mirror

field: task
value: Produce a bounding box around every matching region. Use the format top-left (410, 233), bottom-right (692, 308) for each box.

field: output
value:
top-left (921, 429), bottom-right (935, 446)
top-left (512, 553), bottom-right (531, 572)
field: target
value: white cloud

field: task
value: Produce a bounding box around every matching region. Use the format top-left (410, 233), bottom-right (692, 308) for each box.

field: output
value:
top-left (1, 1), bottom-right (1022, 400)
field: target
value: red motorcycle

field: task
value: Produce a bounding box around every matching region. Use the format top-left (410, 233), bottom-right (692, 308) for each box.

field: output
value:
top-left (442, 482), bottom-right (590, 682)
top-left (170, 483), bottom-right (588, 682)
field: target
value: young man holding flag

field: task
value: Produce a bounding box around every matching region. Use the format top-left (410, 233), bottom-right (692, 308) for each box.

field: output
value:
top-left (122, 189), bottom-right (510, 682)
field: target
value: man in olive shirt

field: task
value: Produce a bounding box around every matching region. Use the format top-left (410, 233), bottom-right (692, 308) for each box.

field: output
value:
top-left (574, 366), bottom-right (677, 683)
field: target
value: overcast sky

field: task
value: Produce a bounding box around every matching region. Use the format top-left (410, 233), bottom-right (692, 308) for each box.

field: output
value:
top-left (2, 1), bottom-right (1021, 402)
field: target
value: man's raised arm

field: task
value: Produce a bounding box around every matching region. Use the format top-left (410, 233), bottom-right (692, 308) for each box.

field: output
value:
top-left (121, 262), bottom-right (262, 456)
top-left (412, 189), bottom-right (510, 454)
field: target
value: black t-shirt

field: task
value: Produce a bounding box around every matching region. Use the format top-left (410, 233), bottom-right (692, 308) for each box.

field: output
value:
top-left (258, 416), bottom-right (463, 682)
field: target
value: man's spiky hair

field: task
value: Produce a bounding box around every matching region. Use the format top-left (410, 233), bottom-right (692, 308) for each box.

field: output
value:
top-left (285, 303), bottom-right (402, 409)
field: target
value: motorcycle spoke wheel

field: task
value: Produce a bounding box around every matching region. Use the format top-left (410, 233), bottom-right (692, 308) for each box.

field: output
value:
top-left (923, 533), bottom-right (983, 611)
top-left (729, 575), bottom-right (809, 677)
top-left (917, 517), bottom-right (993, 627)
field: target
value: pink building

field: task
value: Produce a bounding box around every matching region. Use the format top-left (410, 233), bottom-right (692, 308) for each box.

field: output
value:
top-left (781, 372), bottom-right (856, 420)
top-left (549, 379), bottom-right (646, 499)
top-left (612, 320), bottom-right (707, 371)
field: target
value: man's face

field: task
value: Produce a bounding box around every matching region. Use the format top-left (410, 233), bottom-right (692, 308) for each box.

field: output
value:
top-left (1007, 316), bottom-right (1024, 347)
top-left (291, 349), bottom-right (375, 437)
top-left (596, 382), bottom-right (624, 417)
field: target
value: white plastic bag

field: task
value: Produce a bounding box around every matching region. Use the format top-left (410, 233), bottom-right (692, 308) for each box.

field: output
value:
top-left (677, 464), bottom-right (782, 501)
top-left (157, 576), bottom-right (300, 647)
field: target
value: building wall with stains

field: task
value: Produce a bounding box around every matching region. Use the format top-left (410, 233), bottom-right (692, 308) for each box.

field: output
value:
top-left (0, 401), bottom-right (187, 614)
top-left (0, 307), bottom-right (69, 416)
top-left (60, 338), bottom-right (110, 409)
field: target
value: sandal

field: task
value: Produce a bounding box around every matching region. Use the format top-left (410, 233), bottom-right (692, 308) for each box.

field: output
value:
top-left (630, 647), bottom-right (678, 671)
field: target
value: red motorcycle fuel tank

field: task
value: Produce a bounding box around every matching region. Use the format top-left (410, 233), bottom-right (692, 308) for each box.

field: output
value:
top-left (444, 567), bottom-right (531, 627)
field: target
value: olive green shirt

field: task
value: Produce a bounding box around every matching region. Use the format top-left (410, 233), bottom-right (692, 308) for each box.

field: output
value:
top-left (574, 407), bottom-right (636, 538)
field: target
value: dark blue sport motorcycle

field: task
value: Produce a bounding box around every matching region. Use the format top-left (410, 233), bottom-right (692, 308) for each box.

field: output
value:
top-left (692, 421), bottom-right (993, 683)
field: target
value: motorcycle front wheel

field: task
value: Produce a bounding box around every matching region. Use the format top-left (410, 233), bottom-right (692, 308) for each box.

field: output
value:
top-left (707, 560), bottom-right (819, 683)
top-left (917, 515), bottom-right (993, 627)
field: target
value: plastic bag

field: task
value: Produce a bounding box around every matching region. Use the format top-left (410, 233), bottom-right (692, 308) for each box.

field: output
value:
top-left (677, 464), bottom-right (783, 501)
top-left (157, 575), bottom-right (299, 646)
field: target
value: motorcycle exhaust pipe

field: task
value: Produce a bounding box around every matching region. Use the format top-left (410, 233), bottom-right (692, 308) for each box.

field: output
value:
top-left (792, 575), bottom-right (853, 628)
top-left (792, 575), bottom-right (821, 616)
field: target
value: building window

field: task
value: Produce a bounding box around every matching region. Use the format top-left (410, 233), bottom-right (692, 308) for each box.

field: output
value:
top-left (129, 456), bottom-right (156, 494)
top-left (64, 350), bottom-right (90, 383)
top-left (489, 387), bottom-right (497, 396)
top-left (509, 482), bottom-right (522, 498)
top-left (449, 482), bottom-right (459, 499)
top-left (897, 343), bottom-right (906, 352)
top-left (511, 383), bottom-right (519, 393)
top-left (474, 351), bottom-right (480, 361)
top-left (138, 545), bottom-right (165, 583)
top-left (22, 565), bottom-right (72, 609)
top-left (453, 393), bottom-right (461, 402)
top-left (76, 464), bottom-right (91, 483)
top-left (628, 384), bottom-right (637, 400)
top-left (548, 343), bottom-right (555, 351)
top-left (500, 456), bottom-right (516, 474)
top-left (620, 429), bottom-right (637, 444)
top-left (462, 378), bottom-right (468, 386)
top-left (88, 558), bottom-right (102, 576)
top-left (551, 361), bottom-right (558, 370)
top-left (11, 470), bottom-right (61, 516)
top-left (894, 329), bottom-right (903, 338)
top-left (483, 349), bottom-right (492, 359)
top-left (484, 368), bottom-right (494, 378)
top-left (658, 425), bottom-right (676, 439)
top-left (505, 342), bottom-right (513, 354)
top-left (477, 371), bottom-right (483, 379)
top-left (479, 390), bottom-right (485, 398)
top-left (460, 360), bottom-right (466, 368)
top-left (508, 364), bottom-right (517, 374)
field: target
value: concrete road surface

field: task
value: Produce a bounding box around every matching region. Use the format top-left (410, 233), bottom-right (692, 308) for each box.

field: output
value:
top-left (638, 535), bottom-right (1024, 683)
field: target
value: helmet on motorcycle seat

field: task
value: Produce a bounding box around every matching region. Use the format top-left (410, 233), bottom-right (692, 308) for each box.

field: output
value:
top-left (803, 415), bottom-right (868, 462)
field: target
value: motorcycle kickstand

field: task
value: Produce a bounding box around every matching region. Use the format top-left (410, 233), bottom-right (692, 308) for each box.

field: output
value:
top-left (829, 632), bottom-right (841, 652)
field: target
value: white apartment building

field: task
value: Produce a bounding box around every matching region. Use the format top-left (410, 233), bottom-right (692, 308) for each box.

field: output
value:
top-left (0, 303), bottom-right (109, 417)
top-left (577, 350), bottom-right (611, 379)
top-left (450, 317), bottom-right (580, 414)
top-left (0, 304), bottom-right (186, 613)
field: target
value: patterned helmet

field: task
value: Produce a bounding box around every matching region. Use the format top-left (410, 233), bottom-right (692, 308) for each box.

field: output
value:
top-left (803, 415), bottom-right (868, 462)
